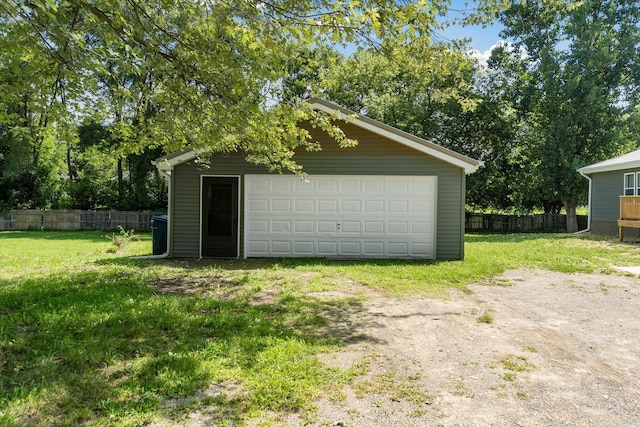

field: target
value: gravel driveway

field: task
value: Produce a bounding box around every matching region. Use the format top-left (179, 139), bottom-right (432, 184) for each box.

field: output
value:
top-left (294, 269), bottom-right (640, 427)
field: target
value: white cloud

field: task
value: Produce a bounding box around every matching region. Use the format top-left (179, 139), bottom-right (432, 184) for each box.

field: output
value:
top-left (470, 46), bottom-right (494, 66)
top-left (469, 40), bottom-right (529, 67)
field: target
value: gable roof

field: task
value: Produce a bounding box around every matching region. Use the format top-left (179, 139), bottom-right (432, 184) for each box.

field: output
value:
top-left (308, 98), bottom-right (481, 174)
top-left (578, 149), bottom-right (640, 175)
top-left (154, 98), bottom-right (482, 174)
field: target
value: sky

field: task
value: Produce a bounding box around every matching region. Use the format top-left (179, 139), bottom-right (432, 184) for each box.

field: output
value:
top-left (336, 1), bottom-right (512, 65)
top-left (434, 0), bottom-right (508, 64)
top-left (438, 21), bottom-right (505, 62)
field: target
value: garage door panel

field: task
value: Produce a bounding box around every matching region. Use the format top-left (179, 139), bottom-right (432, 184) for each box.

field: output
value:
top-left (388, 222), bottom-right (408, 234)
top-left (389, 200), bottom-right (409, 213)
top-left (412, 222), bottom-right (431, 233)
top-left (341, 221), bottom-right (361, 233)
top-left (318, 241), bottom-right (338, 255)
top-left (412, 179), bottom-right (434, 192)
top-left (272, 179), bottom-right (292, 191)
top-left (318, 200), bottom-right (338, 212)
top-left (249, 199), bottom-right (268, 212)
top-left (341, 200), bottom-right (361, 212)
top-left (294, 200), bottom-right (314, 212)
top-left (294, 241), bottom-right (314, 254)
top-left (412, 243), bottom-right (431, 256)
top-left (318, 180), bottom-right (338, 192)
top-left (340, 241), bottom-right (361, 255)
top-left (271, 220), bottom-right (290, 232)
top-left (365, 179), bottom-right (385, 192)
top-left (245, 175), bottom-right (436, 259)
top-left (389, 180), bottom-right (410, 193)
top-left (247, 178), bottom-right (269, 192)
top-left (294, 220), bottom-right (314, 233)
top-left (365, 200), bottom-right (385, 212)
top-left (318, 221), bottom-right (338, 232)
top-left (249, 220), bottom-right (268, 232)
top-left (364, 221), bottom-right (384, 233)
top-left (272, 200), bottom-right (291, 212)
top-left (249, 240), bottom-right (268, 255)
top-left (341, 179), bottom-right (362, 192)
top-left (388, 242), bottom-right (409, 255)
top-left (364, 242), bottom-right (385, 256)
top-left (272, 241), bottom-right (291, 253)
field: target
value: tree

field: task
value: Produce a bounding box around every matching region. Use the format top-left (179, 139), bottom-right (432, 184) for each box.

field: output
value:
top-left (496, 0), bottom-right (640, 231)
top-left (0, 0), bottom-right (509, 210)
top-left (2, 0), bottom-right (481, 172)
top-left (69, 120), bottom-right (167, 210)
top-left (0, 13), bottom-right (76, 209)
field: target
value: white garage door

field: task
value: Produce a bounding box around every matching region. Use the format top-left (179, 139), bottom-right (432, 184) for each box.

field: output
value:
top-left (244, 175), bottom-right (437, 259)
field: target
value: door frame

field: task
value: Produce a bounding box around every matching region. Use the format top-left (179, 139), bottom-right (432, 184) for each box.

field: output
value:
top-left (199, 175), bottom-right (241, 258)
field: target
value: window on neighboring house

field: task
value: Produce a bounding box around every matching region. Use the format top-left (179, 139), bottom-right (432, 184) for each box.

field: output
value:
top-left (624, 172), bottom-right (636, 195)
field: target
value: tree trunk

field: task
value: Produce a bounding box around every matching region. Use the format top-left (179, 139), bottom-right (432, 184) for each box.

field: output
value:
top-left (564, 196), bottom-right (578, 233)
top-left (67, 143), bottom-right (76, 180)
top-left (117, 156), bottom-right (124, 208)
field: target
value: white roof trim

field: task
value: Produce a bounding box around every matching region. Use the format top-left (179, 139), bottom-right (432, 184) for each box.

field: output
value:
top-left (578, 149), bottom-right (640, 174)
top-left (309, 99), bottom-right (481, 174)
top-left (152, 150), bottom-right (200, 172)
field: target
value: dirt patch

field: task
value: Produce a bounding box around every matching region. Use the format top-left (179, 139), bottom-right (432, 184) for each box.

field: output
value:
top-left (300, 269), bottom-right (640, 426)
top-left (152, 273), bottom-right (240, 298)
top-left (161, 268), bottom-right (640, 426)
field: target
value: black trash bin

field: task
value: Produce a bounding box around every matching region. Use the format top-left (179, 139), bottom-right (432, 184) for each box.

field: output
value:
top-left (151, 215), bottom-right (168, 255)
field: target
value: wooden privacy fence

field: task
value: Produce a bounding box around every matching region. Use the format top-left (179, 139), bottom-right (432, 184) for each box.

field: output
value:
top-left (465, 213), bottom-right (588, 233)
top-left (1, 210), bottom-right (586, 233)
top-left (0, 210), bottom-right (166, 231)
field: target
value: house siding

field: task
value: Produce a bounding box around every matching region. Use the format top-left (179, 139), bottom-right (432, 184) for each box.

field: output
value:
top-left (170, 165), bottom-right (200, 257)
top-left (301, 122), bottom-right (421, 156)
top-left (170, 125), bottom-right (468, 260)
top-left (589, 168), bottom-right (640, 237)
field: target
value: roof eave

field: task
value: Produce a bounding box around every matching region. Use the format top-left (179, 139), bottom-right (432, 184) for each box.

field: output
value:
top-left (152, 149), bottom-right (200, 172)
top-left (578, 160), bottom-right (640, 175)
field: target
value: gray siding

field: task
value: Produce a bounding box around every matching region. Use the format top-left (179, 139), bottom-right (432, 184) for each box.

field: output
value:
top-left (172, 156), bottom-right (465, 260)
top-left (591, 220), bottom-right (617, 236)
top-left (170, 126), bottom-right (468, 260)
top-left (589, 168), bottom-right (640, 237)
top-left (590, 169), bottom-right (626, 222)
top-left (170, 164), bottom-right (200, 257)
top-left (591, 220), bottom-right (640, 238)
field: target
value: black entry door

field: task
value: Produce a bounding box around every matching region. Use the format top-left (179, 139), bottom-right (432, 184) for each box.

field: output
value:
top-left (201, 177), bottom-right (239, 257)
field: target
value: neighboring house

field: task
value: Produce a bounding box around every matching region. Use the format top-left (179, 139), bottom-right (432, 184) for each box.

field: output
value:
top-left (153, 98), bottom-right (481, 260)
top-left (578, 148), bottom-right (640, 237)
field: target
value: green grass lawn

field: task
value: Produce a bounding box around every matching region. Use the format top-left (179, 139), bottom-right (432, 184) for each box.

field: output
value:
top-left (1, 231), bottom-right (639, 426)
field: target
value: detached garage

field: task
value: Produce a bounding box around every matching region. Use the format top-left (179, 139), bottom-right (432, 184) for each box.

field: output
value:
top-left (154, 98), bottom-right (480, 260)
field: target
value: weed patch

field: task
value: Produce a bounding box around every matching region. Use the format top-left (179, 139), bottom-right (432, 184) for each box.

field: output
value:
top-left (498, 354), bottom-right (535, 384)
top-left (106, 226), bottom-right (140, 253)
top-left (477, 311), bottom-right (495, 324)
